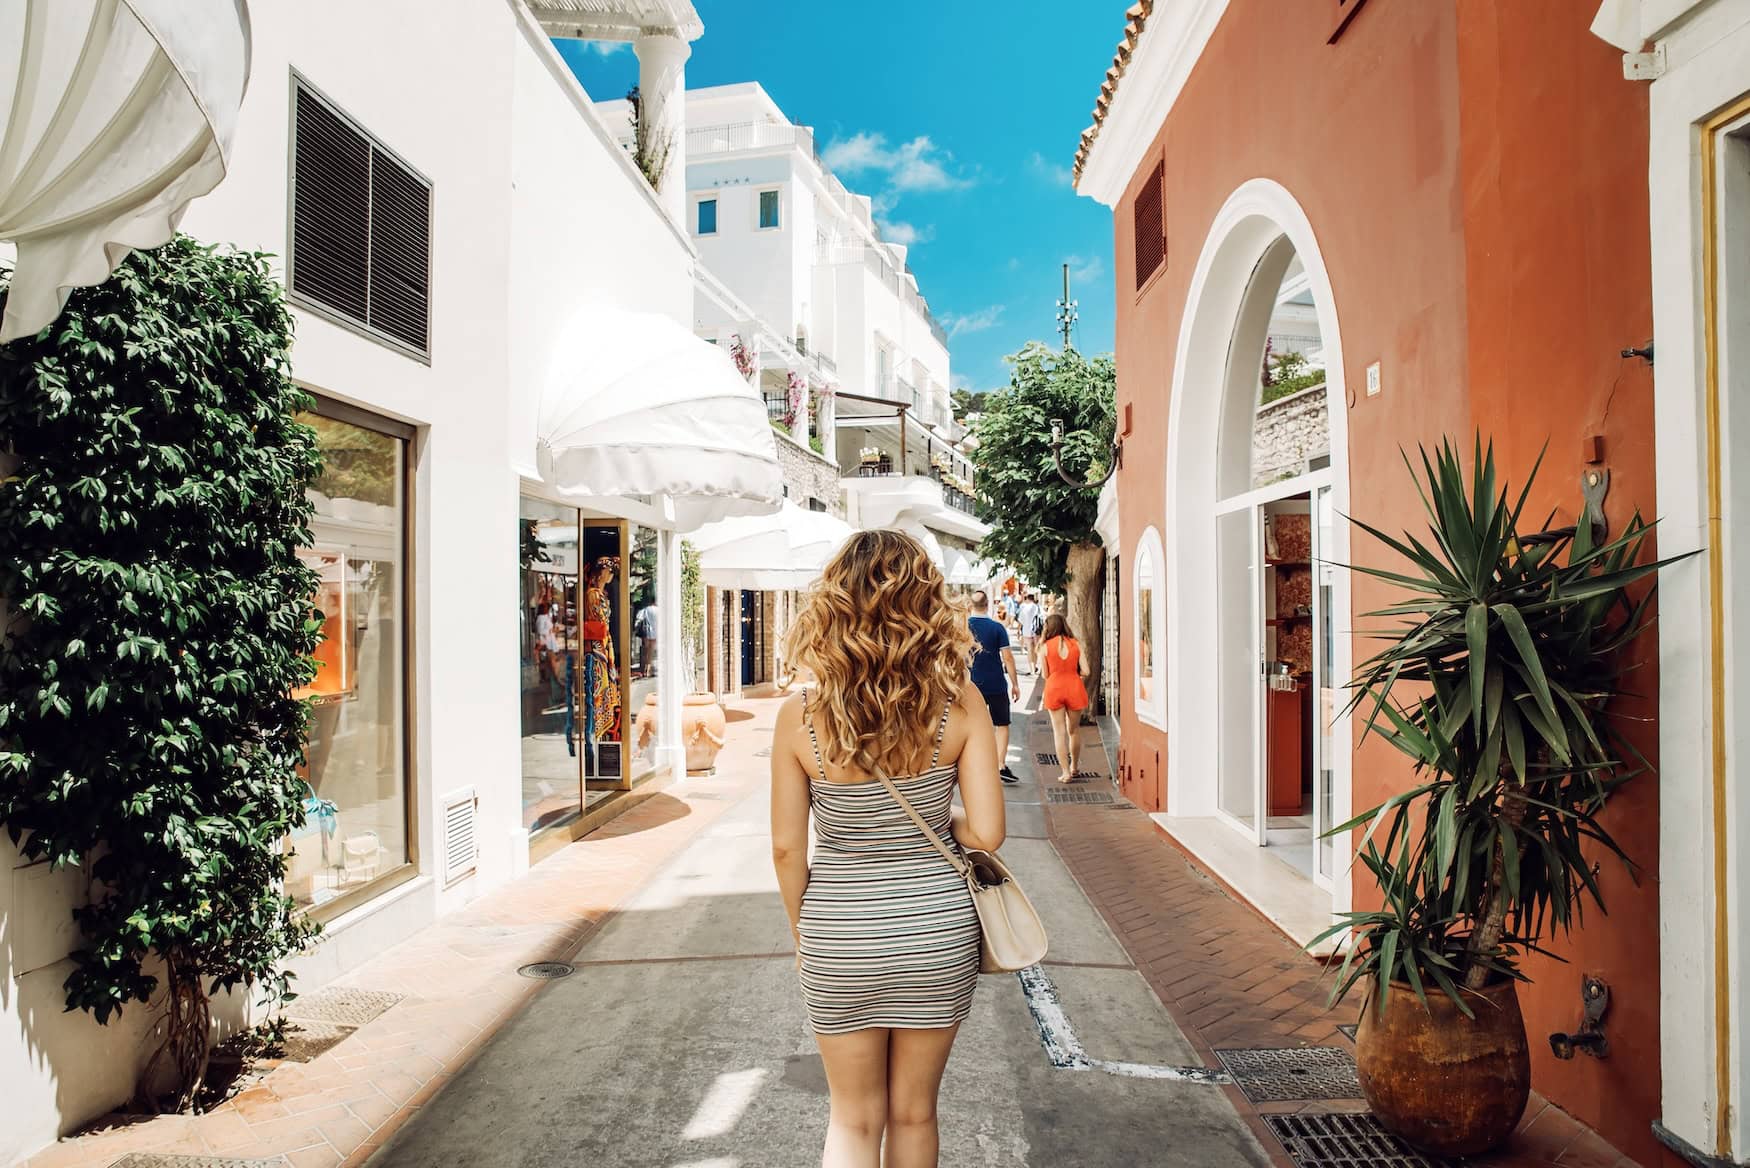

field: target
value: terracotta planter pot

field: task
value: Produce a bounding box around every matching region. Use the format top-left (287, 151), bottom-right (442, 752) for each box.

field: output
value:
top-left (630, 693), bottom-right (728, 773)
top-left (1355, 978), bottom-right (1531, 1158)
top-left (682, 692), bottom-right (727, 773)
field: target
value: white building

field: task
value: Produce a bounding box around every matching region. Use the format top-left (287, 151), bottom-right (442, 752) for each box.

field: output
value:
top-left (1, 2), bottom-right (784, 1160)
top-left (595, 82), bottom-right (990, 692)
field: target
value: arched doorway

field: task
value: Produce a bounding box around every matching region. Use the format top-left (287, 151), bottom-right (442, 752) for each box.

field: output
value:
top-left (1163, 181), bottom-right (1353, 914)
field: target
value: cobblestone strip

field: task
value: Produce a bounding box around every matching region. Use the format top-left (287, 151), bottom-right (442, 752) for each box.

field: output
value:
top-left (1021, 707), bottom-right (1641, 1168)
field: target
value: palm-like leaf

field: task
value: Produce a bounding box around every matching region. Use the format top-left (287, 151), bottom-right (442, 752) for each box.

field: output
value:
top-left (1321, 438), bottom-right (1691, 1015)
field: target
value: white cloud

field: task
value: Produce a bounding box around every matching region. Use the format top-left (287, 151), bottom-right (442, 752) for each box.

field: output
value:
top-left (822, 132), bottom-right (972, 192)
top-left (589, 40), bottom-right (630, 56)
top-left (879, 219), bottom-right (934, 247)
top-left (942, 305), bottom-right (1005, 339)
top-left (1066, 254), bottom-right (1106, 286)
top-left (1028, 150), bottom-right (1074, 186)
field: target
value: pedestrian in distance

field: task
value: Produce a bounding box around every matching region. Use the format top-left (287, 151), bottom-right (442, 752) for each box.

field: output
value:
top-left (1016, 592), bottom-right (1042, 674)
top-left (770, 530), bottom-right (1006, 1168)
top-left (967, 589), bottom-right (1022, 784)
top-left (1038, 613), bottom-right (1090, 784)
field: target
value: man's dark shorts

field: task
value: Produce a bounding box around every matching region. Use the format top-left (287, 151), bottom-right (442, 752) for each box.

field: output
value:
top-left (978, 685), bottom-right (1011, 728)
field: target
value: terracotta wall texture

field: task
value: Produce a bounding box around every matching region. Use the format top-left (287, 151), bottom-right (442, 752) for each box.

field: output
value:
top-left (1105, 0), bottom-right (1661, 1161)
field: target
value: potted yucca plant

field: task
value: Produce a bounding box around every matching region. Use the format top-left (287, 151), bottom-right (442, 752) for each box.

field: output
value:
top-left (1313, 439), bottom-right (1683, 1157)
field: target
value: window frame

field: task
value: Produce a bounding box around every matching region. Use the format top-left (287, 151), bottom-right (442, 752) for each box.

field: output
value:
top-left (1133, 525), bottom-right (1167, 729)
top-left (295, 392), bottom-right (421, 924)
top-left (756, 187), bottom-right (782, 230)
top-left (695, 196), bottom-right (718, 236)
top-left (285, 69), bottom-right (436, 364)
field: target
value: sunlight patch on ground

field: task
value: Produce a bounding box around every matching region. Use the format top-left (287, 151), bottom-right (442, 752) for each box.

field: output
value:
top-left (682, 1067), bottom-right (771, 1141)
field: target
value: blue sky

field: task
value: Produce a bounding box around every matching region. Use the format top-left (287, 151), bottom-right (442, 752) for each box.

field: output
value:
top-left (554, 2), bottom-right (1124, 395)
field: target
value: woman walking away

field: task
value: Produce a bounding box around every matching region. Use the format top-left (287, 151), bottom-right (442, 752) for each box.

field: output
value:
top-left (771, 530), bottom-right (1006, 1168)
top-left (1038, 613), bottom-right (1090, 783)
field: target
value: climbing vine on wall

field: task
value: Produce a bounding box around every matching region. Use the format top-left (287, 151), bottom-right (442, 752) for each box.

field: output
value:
top-left (0, 238), bottom-right (323, 1109)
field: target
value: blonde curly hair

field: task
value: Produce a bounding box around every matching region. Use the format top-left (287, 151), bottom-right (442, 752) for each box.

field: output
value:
top-left (784, 529), bottom-right (974, 776)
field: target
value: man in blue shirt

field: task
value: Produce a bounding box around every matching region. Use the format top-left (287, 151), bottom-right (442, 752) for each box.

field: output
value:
top-left (968, 590), bottom-right (1022, 784)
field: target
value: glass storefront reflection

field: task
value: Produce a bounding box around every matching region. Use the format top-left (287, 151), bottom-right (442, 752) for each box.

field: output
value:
top-left (520, 497), bottom-right (581, 832)
top-left (292, 410), bottom-right (410, 912)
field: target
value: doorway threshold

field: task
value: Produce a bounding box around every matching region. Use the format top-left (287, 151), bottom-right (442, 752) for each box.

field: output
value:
top-left (1148, 814), bottom-right (1340, 957)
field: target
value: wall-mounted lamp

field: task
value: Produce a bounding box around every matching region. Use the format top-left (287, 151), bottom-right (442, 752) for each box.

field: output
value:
top-left (1049, 417), bottom-right (1121, 490)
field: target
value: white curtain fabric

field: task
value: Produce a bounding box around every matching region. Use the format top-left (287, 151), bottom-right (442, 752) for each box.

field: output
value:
top-left (536, 308), bottom-right (784, 531)
top-left (891, 519), bottom-right (945, 570)
top-left (942, 545), bottom-right (987, 587)
top-left (0, 0), bottom-right (252, 342)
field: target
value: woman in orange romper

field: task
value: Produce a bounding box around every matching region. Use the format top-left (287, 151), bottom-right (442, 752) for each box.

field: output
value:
top-left (1038, 613), bottom-right (1090, 783)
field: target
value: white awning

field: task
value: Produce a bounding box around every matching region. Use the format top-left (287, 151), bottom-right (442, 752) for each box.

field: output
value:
top-left (536, 308), bottom-right (783, 530)
top-left (691, 500), bottom-right (853, 590)
top-left (942, 545), bottom-right (990, 587)
top-left (891, 520), bottom-right (945, 570)
top-left (0, 0), bottom-right (252, 342)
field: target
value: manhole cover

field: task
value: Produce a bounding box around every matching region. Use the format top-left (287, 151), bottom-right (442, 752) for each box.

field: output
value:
top-left (109, 1157), bottom-right (288, 1168)
top-left (518, 961), bottom-right (577, 980)
top-left (283, 986), bottom-right (403, 1027)
top-left (277, 1018), bottom-right (354, 1063)
top-left (1046, 788), bottom-right (1115, 805)
top-left (1215, 1046), bottom-right (1364, 1102)
top-left (1263, 1113), bottom-right (1448, 1167)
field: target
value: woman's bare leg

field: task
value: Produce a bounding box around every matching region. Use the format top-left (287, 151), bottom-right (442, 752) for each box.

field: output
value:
top-left (817, 1028), bottom-right (891, 1168)
top-left (1067, 711), bottom-right (1081, 776)
top-left (1048, 707), bottom-right (1073, 782)
top-left (884, 1025), bottom-right (960, 1168)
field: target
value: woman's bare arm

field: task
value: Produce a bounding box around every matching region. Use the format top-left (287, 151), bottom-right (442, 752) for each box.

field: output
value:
top-left (770, 695), bottom-right (812, 947)
top-left (952, 681), bottom-right (1006, 852)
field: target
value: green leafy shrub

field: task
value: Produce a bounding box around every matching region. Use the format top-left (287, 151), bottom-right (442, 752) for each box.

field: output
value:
top-left (0, 237), bottom-right (322, 1108)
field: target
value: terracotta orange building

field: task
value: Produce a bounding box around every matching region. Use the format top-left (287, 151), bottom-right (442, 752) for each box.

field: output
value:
top-left (1075, 1), bottom-right (1750, 1165)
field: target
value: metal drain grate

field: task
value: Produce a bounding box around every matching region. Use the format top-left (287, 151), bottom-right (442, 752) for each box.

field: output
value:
top-left (1215, 1046), bottom-right (1364, 1102)
top-left (109, 1156), bottom-right (288, 1168)
top-left (1045, 788), bottom-right (1115, 805)
top-left (1264, 1113), bottom-right (1449, 1168)
top-left (284, 986), bottom-right (403, 1027)
top-left (1337, 1023), bottom-right (1358, 1041)
top-left (1036, 752), bottom-right (1059, 766)
top-left (517, 961), bottom-right (577, 980)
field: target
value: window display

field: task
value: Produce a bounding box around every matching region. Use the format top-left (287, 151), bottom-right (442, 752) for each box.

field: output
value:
top-left (291, 409), bottom-right (410, 913)
top-left (521, 496), bottom-right (582, 832)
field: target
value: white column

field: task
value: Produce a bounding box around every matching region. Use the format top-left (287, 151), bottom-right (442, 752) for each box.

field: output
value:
top-left (633, 30), bottom-right (690, 227)
top-left (655, 524), bottom-right (684, 781)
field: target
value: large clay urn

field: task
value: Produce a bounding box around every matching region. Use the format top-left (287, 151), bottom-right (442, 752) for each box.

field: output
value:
top-left (1355, 978), bottom-right (1530, 1158)
top-left (632, 692), bottom-right (728, 773)
top-left (681, 692), bottom-right (727, 773)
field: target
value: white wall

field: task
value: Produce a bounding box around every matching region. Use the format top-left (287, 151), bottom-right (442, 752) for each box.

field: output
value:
top-left (2, 3), bottom-right (696, 1159)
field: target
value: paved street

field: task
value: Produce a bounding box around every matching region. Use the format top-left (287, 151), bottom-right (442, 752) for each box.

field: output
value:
top-left (370, 689), bottom-right (1274, 1168)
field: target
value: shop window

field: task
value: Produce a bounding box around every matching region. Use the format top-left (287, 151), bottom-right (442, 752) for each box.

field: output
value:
top-left (520, 495), bottom-right (582, 834)
top-left (292, 404), bottom-right (413, 915)
top-left (1134, 527), bottom-right (1166, 726)
top-left (759, 189), bottom-right (781, 229)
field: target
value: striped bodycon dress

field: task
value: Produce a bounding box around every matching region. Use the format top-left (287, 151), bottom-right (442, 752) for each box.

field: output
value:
top-left (797, 694), bottom-right (980, 1034)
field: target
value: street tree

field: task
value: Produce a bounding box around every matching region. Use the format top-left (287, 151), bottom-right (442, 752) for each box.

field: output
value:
top-left (970, 341), bottom-right (1116, 708)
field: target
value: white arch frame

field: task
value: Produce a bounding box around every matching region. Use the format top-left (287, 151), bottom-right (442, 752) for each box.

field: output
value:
top-left (1161, 179), bottom-right (1353, 913)
top-left (1133, 524), bottom-right (1167, 728)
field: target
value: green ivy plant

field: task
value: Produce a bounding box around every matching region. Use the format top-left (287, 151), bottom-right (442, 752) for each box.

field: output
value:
top-left (680, 539), bottom-right (704, 692)
top-left (0, 237), bottom-right (323, 1109)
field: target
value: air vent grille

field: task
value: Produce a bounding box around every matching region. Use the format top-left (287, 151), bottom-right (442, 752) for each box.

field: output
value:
top-left (1133, 159), bottom-right (1165, 289)
top-left (291, 81), bottom-right (431, 354)
top-left (442, 787), bottom-right (478, 885)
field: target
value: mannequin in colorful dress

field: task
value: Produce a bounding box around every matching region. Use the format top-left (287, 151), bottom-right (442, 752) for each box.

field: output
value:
top-left (582, 556), bottom-right (622, 755)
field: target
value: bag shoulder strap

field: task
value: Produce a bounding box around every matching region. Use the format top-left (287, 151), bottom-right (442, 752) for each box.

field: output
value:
top-left (873, 768), bottom-right (970, 878)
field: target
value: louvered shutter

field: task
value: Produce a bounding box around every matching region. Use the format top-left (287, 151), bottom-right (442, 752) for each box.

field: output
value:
top-left (1133, 160), bottom-right (1165, 289)
top-left (290, 79), bottom-right (431, 355)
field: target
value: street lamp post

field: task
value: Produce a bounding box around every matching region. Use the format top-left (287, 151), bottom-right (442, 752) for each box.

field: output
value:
top-left (1049, 417), bottom-right (1121, 489)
